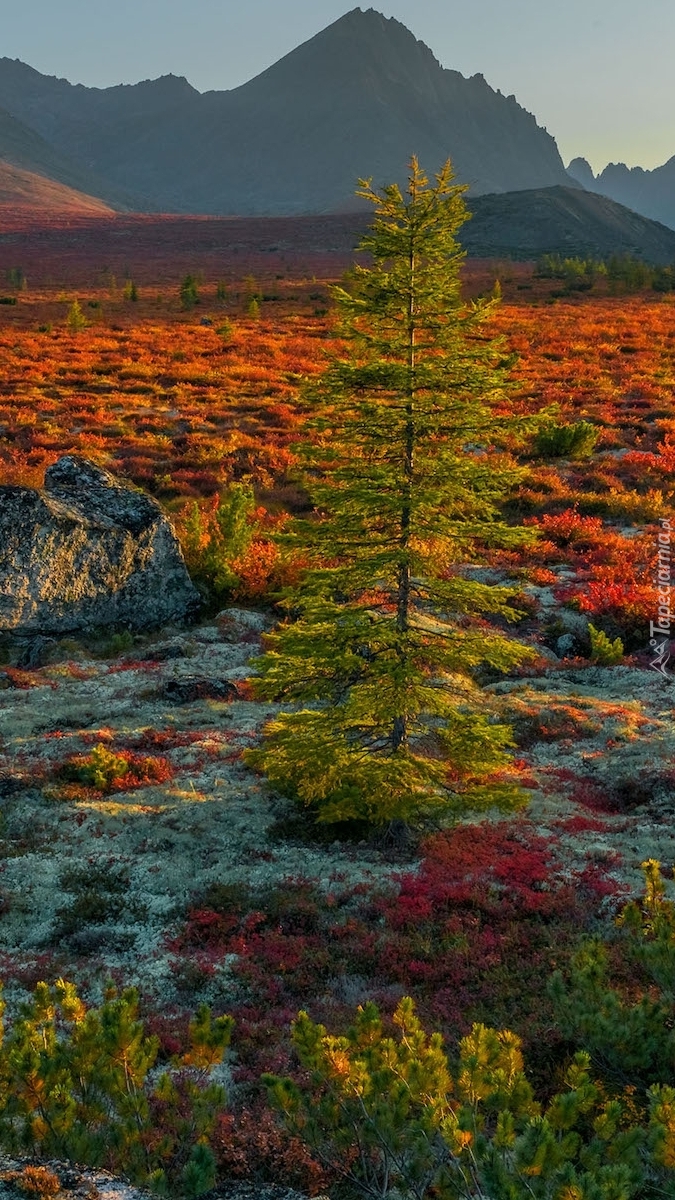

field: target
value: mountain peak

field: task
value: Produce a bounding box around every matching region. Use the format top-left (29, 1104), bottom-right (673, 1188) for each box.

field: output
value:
top-left (0, 11), bottom-right (572, 215)
top-left (312, 6), bottom-right (443, 63)
top-left (567, 156), bottom-right (595, 187)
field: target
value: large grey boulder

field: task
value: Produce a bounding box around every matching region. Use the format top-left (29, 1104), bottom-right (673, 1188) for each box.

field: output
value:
top-left (0, 456), bottom-right (201, 635)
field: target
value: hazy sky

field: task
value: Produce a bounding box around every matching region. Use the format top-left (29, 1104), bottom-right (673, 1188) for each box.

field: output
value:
top-left (2, 0), bottom-right (673, 172)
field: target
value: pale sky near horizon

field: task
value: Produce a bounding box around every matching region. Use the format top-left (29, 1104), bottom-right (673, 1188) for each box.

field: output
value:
top-left (1, 0), bottom-right (673, 173)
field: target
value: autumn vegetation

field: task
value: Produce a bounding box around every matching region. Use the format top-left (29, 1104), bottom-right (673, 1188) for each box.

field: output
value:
top-left (1, 169), bottom-right (675, 1195)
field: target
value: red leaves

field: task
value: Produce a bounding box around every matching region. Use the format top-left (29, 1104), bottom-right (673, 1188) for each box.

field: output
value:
top-left (412, 821), bottom-right (556, 907)
top-left (527, 509), bottom-right (605, 549)
top-left (213, 1105), bottom-right (330, 1194)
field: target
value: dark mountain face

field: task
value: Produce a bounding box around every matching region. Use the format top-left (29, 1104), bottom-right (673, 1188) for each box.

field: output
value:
top-left (0, 105), bottom-right (119, 201)
top-left (567, 155), bottom-right (675, 232)
top-left (462, 186), bottom-right (675, 263)
top-left (0, 8), bottom-right (572, 215)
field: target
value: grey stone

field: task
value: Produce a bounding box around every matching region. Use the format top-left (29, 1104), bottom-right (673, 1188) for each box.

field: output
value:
top-left (556, 633), bottom-right (577, 658)
top-left (558, 609), bottom-right (591, 637)
top-left (215, 607), bottom-right (272, 642)
top-left (0, 455), bottom-right (200, 635)
top-left (16, 634), bottom-right (57, 668)
top-left (534, 644), bottom-right (559, 663)
top-left (160, 676), bottom-right (238, 704)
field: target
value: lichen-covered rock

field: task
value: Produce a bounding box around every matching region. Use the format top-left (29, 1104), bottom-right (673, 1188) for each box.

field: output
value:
top-left (0, 456), bottom-right (200, 635)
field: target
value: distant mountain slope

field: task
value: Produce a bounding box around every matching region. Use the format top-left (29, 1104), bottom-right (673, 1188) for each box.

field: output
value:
top-left (567, 156), bottom-right (675, 232)
top-left (461, 186), bottom-right (675, 263)
top-left (0, 8), bottom-right (573, 215)
top-left (0, 160), bottom-right (114, 212)
top-left (0, 105), bottom-right (139, 211)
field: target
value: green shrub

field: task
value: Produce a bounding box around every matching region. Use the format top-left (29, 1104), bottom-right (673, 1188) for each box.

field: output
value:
top-left (5, 266), bottom-right (26, 290)
top-left (0, 979), bottom-right (232, 1196)
top-left (653, 265), bottom-right (675, 293)
top-left (265, 997), bottom-right (645, 1200)
top-left (550, 860), bottom-right (675, 1088)
top-left (180, 275), bottom-right (200, 309)
top-left (66, 300), bottom-right (87, 332)
top-left (180, 482), bottom-right (256, 601)
top-left (589, 622), bottom-right (624, 665)
top-left (95, 629), bottom-right (135, 658)
top-left (61, 742), bottom-right (129, 790)
top-left (534, 420), bottom-right (599, 459)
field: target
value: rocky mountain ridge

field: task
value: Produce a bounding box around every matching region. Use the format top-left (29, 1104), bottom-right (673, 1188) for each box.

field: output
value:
top-left (567, 154), bottom-right (675, 232)
top-left (0, 8), bottom-right (572, 214)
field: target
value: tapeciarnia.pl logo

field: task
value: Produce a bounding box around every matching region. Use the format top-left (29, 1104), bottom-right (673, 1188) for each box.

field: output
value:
top-left (650, 518), bottom-right (672, 677)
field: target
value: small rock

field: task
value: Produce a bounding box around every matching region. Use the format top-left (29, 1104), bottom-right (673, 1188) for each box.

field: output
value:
top-left (16, 635), bottom-right (57, 668)
top-left (129, 640), bottom-right (189, 663)
top-left (216, 607), bottom-right (270, 642)
top-left (558, 610), bottom-right (590, 637)
top-left (161, 677), bottom-right (238, 704)
top-left (556, 633), bottom-right (577, 658)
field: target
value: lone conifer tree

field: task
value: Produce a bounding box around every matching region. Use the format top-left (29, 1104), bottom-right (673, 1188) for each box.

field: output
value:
top-left (247, 158), bottom-right (538, 828)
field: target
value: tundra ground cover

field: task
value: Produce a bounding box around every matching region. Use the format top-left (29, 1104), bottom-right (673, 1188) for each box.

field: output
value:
top-left (2, 212), bottom-right (675, 1194)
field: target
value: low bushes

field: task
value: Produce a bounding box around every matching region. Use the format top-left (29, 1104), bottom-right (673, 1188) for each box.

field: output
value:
top-left (51, 741), bottom-right (173, 799)
top-left (4, 863), bottom-right (675, 1198)
top-left (534, 419), bottom-right (599, 459)
top-left (262, 861), bottom-right (675, 1199)
top-left (0, 980), bottom-right (232, 1197)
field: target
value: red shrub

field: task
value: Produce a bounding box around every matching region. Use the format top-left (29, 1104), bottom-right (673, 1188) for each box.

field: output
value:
top-left (213, 1105), bottom-right (330, 1195)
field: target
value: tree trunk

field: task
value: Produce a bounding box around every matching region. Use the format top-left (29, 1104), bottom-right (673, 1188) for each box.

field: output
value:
top-left (392, 214), bottom-right (417, 754)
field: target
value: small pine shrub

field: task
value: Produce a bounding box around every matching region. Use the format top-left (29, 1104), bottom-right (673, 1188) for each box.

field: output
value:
top-left (66, 300), bottom-right (87, 332)
top-left (265, 997), bottom-right (646, 1200)
top-left (180, 275), bottom-right (200, 309)
top-left (0, 979), bottom-right (232, 1197)
top-left (534, 420), bottom-right (599, 459)
top-left (54, 743), bottom-right (172, 798)
top-left (123, 280), bottom-right (139, 302)
top-left (551, 859), bottom-right (675, 1086)
top-left (180, 483), bottom-right (256, 601)
top-left (6, 266), bottom-right (26, 290)
top-left (96, 629), bottom-right (135, 658)
top-left (589, 622), bottom-right (624, 665)
top-left (66, 742), bottom-right (129, 790)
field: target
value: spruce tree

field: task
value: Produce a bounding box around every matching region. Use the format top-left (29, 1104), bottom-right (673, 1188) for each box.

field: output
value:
top-left (247, 158), bottom-right (539, 829)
